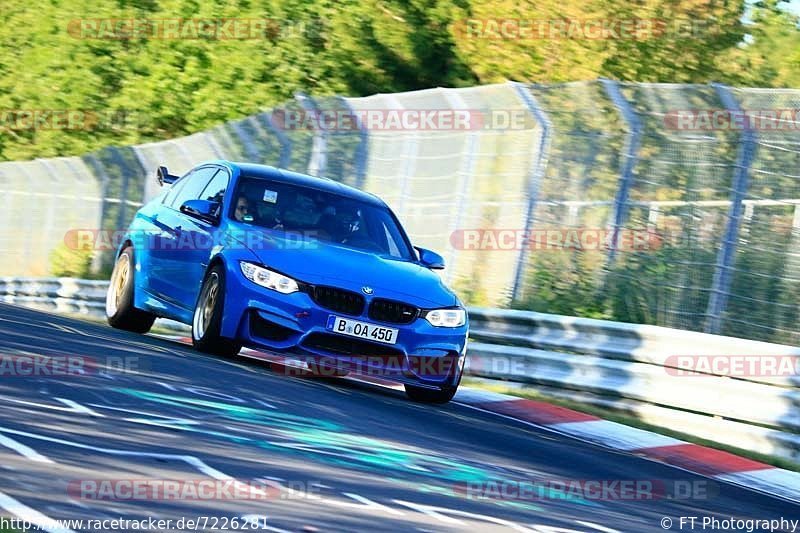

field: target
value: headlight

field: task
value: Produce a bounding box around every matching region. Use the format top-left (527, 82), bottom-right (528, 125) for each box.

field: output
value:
top-left (239, 262), bottom-right (299, 294)
top-left (424, 308), bottom-right (466, 328)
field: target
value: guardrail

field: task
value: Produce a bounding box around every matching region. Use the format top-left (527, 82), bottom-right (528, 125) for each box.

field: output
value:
top-left (467, 308), bottom-right (800, 463)
top-left (2, 277), bottom-right (799, 463)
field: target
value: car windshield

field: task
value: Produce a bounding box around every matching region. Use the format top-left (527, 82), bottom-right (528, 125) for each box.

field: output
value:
top-left (232, 176), bottom-right (414, 260)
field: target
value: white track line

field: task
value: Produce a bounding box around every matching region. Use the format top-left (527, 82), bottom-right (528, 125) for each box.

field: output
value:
top-left (0, 426), bottom-right (228, 479)
top-left (0, 490), bottom-right (76, 533)
top-left (576, 520), bottom-right (622, 533)
top-left (340, 493), bottom-right (404, 516)
top-left (0, 425), bottom-right (271, 502)
top-left (0, 433), bottom-right (54, 463)
top-left (55, 398), bottom-right (105, 417)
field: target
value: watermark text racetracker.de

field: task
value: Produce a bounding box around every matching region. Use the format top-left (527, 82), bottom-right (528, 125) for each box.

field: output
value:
top-left (67, 18), bottom-right (319, 40)
top-left (269, 353), bottom-right (461, 380)
top-left (664, 109), bottom-right (800, 131)
top-left (69, 478), bottom-right (320, 501)
top-left (0, 110), bottom-right (98, 131)
top-left (457, 478), bottom-right (717, 501)
top-left (64, 229), bottom-right (321, 252)
top-left (271, 107), bottom-right (537, 132)
top-left (665, 355), bottom-right (800, 377)
top-left (453, 18), bottom-right (719, 40)
top-left (449, 228), bottom-right (663, 252)
top-left (0, 354), bottom-right (145, 377)
top-left (0, 515), bottom-right (271, 532)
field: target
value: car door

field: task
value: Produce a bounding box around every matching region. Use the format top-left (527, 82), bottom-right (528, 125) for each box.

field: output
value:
top-left (147, 166), bottom-right (219, 310)
top-left (168, 166), bottom-right (231, 311)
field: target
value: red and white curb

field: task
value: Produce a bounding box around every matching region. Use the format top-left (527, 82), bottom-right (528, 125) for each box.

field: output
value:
top-left (452, 388), bottom-right (800, 504)
top-left (156, 335), bottom-right (800, 504)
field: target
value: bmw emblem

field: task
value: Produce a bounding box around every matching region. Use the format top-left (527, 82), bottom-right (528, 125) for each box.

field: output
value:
top-left (361, 286), bottom-right (374, 295)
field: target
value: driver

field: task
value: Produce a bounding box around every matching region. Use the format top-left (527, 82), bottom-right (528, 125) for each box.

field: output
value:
top-left (233, 196), bottom-right (252, 222)
top-left (332, 205), bottom-right (362, 243)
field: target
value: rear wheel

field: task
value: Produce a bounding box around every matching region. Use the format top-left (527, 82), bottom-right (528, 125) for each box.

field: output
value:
top-left (192, 264), bottom-right (242, 357)
top-left (106, 246), bottom-right (156, 333)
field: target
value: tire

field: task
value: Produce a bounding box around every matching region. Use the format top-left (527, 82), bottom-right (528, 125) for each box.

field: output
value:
top-left (192, 264), bottom-right (242, 357)
top-left (106, 246), bottom-right (156, 334)
top-left (404, 372), bottom-right (461, 404)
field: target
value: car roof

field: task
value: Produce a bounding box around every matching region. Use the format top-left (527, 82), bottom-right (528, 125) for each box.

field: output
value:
top-left (222, 161), bottom-right (386, 208)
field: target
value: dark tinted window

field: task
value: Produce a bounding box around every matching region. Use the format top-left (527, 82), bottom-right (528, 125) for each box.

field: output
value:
top-left (168, 167), bottom-right (219, 209)
top-left (232, 176), bottom-right (413, 260)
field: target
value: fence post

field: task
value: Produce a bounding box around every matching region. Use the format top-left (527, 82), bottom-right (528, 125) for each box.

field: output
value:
top-left (295, 92), bottom-right (327, 177)
top-left (387, 94), bottom-right (417, 220)
top-left (441, 89), bottom-right (479, 285)
top-left (510, 82), bottom-right (552, 301)
top-left (601, 78), bottom-right (642, 269)
top-left (82, 153), bottom-right (112, 274)
top-left (258, 111), bottom-right (293, 169)
top-left (338, 96), bottom-right (369, 189)
top-left (704, 83), bottom-right (756, 334)
top-left (229, 119), bottom-right (262, 162)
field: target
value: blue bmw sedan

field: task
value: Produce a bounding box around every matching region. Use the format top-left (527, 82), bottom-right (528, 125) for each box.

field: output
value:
top-left (106, 161), bottom-right (467, 403)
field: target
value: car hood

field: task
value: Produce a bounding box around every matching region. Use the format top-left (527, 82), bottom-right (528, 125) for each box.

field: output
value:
top-left (237, 230), bottom-right (457, 308)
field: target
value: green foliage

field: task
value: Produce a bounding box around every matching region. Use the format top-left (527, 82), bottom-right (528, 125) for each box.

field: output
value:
top-left (722, 0), bottom-right (800, 87)
top-left (511, 243), bottom-right (719, 331)
top-left (49, 243), bottom-right (94, 278)
top-left (511, 251), bottom-right (612, 319)
top-left (2, 0), bottom-right (799, 343)
top-left (1, 1), bottom-right (799, 161)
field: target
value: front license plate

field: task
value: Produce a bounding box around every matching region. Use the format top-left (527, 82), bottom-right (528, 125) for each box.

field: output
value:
top-left (326, 316), bottom-right (399, 345)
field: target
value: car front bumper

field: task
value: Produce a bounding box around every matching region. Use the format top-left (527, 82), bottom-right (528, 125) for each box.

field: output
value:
top-left (221, 268), bottom-right (467, 389)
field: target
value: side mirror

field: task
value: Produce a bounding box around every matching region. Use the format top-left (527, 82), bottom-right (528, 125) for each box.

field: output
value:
top-left (180, 199), bottom-right (220, 224)
top-left (415, 247), bottom-right (445, 270)
top-left (157, 166), bottom-right (179, 186)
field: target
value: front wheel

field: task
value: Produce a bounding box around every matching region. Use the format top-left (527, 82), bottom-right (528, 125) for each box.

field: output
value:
top-left (192, 264), bottom-right (242, 357)
top-left (106, 246), bottom-right (156, 333)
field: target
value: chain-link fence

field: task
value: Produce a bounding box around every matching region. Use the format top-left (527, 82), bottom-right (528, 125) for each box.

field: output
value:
top-left (1, 81), bottom-right (797, 344)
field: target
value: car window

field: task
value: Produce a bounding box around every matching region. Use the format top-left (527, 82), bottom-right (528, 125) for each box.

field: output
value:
top-left (168, 167), bottom-right (219, 209)
top-left (233, 176), bottom-right (414, 260)
top-left (162, 174), bottom-right (189, 207)
top-left (199, 169), bottom-right (229, 204)
top-left (383, 225), bottom-right (401, 257)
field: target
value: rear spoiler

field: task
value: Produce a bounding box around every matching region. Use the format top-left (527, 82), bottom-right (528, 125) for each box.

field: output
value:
top-left (156, 166), bottom-right (180, 186)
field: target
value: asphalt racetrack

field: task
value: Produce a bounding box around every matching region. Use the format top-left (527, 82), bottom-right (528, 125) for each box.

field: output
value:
top-left (0, 303), bottom-right (796, 532)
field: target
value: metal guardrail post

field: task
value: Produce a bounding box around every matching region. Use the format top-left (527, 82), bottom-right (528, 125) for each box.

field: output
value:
top-left (82, 153), bottom-right (112, 274)
top-left (105, 147), bottom-right (137, 229)
top-left (510, 82), bottom-right (552, 301)
top-left (338, 96), bottom-right (369, 189)
top-left (131, 146), bottom-right (157, 201)
top-left (257, 111), bottom-right (293, 169)
top-left (208, 124), bottom-right (241, 160)
top-left (385, 94), bottom-right (417, 220)
top-left (705, 84), bottom-right (757, 334)
top-left (601, 78), bottom-right (642, 268)
top-left (295, 92), bottom-right (327, 177)
top-left (441, 89), bottom-right (479, 285)
top-left (229, 119), bottom-right (262, 162)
